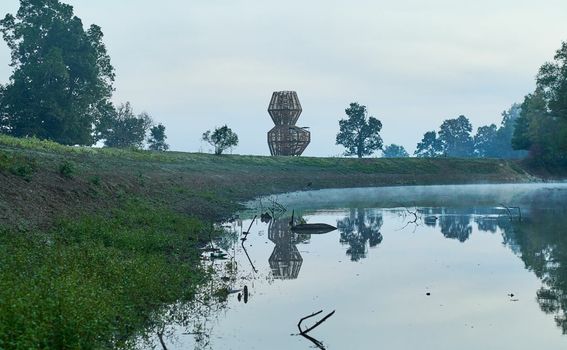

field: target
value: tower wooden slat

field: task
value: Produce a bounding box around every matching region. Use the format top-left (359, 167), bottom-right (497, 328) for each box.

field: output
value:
top-left (267, 91), bottom-right (311, 156)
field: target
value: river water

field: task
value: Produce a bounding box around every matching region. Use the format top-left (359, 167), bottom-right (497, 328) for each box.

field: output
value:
top-left (155, 184), bottom-right (567, 350)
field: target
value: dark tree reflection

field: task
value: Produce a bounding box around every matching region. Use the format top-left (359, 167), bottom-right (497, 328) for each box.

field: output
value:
top-left (439, 215), bottom-right (473, 242)
top-left (337, 208), bottom-right (383, 261)
top-left (420, 208), bottom-right (505, 240)
top-left (474, 217), bottom-right (499, 233)
top-left (501, 208), bottom-right (567, 334)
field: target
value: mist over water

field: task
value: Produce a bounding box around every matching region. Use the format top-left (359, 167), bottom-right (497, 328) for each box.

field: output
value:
top-left (250, 183), bottom-right (567, 211)
top-left (153, 184), bottom-right (567, 350)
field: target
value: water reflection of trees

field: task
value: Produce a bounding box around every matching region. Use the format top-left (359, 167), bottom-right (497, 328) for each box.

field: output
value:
top-left (432, 206), bottom-right (567, 336)
top-left (501, 208), bottom-right (567, 334)
top-left (474, 216), bottom-right (500, 233)
top-left (140, 203), bottom-right (567, 347)
top-left (439, 215), bottom-right (473, 242)
top-left (337, 208), bottom-right (383, 261)
top-left (419, 208), bottom-right (508, 242)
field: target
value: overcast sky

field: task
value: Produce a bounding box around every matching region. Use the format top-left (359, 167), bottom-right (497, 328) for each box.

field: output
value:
top-left (1, 0), bottom-right (566, 156)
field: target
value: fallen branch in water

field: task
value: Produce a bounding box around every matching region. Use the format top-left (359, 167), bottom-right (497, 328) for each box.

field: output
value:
top-left (244, 215), bottom-right (257, 234)
top-left (300, 310), bottom-right (336, 334)
top-left (297, 310), bottom-right (323, 333)
top-left (296, 309), bottom-right (336, 349)
top-left (241, 240), bottom-right (258, 273)
top-left (301, 332), bottom-right (325, 349)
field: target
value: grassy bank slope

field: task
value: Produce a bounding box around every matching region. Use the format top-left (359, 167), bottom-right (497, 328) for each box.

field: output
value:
top-left (0, 135), bottom-right (535, 230)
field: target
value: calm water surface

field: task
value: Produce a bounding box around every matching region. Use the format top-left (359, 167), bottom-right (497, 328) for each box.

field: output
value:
top-left (156, 184), bottom-right (567, 350)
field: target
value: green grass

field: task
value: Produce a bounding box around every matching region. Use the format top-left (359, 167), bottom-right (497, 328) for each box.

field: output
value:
top-left (0, 199), bottom-right (215, 349)
top-left (0, 134), bottom-right (522, 176)
top-left (0, 134), bottom-right (186, 162)
top-left (0, 150), bottom-right (37, 181)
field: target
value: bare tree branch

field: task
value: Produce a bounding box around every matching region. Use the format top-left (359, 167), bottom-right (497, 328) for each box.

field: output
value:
top-left (301, 310), bottom-right (336, 334)
top-left (297, 310), bottom-right (323, 333)
top-left (295, 309), bottom-right (336, 350)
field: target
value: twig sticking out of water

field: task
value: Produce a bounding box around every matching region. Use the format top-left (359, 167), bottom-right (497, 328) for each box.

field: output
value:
top-left (404, 207), bottom-right (419, 223)
top-left (500, 203), bottom-right (522, 221)
top-left (299, 310), bottom-right (336, 334)
top-left (397, 206), bottom-right (421, 232)
top-left (241, 216), bottom-right (258, 273)
top-left (297, 310), bottom-right (323, 333)
top-left (296, 310), bottom-right (336, 349)
top-left (260, 196), bottom-right (287, 218)
top-left (244, 215), bottom-right (257, 234)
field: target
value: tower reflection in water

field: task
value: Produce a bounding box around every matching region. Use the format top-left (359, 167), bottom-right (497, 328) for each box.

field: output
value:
top-left (268, 217), bottom-right (310, 280)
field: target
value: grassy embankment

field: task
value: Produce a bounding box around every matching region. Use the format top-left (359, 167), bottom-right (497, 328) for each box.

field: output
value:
top-left (0, 134), bottom-right (541, 348)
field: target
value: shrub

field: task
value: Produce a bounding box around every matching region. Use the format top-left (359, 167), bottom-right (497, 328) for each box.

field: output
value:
top-left (0, 151), bottom-right (37, 181)
top-left (89, 175), bottom-right (101, 186)
top-left (58, 160), bottom-right (76, 179)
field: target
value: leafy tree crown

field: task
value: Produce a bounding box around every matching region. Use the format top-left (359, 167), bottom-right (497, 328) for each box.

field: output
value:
top-left (0, 0), bottom-right (115, 145)
top-left (202, 125), bottom-right (239, 155)
top-left (335, 102), bottom-right (383, 158)
top-left (148, 124), bottom-right (169, 151)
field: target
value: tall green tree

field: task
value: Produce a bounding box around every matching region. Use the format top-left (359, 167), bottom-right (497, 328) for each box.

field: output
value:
top-left (513, 90), bottom-right (561, 161)
top-left (148, 123), bottom-right (169, 151)
top-left (336, 102), bottom-right (383, 158)
top-left (495, 103), bottom-right (527, 159)
top-left (414, 131), bottom-right (442, 157)
top-left (474, 124), bottom-right (499, 157)
top-left (202, 125), bottom-right (238, 155)
top-left (98, 102), bottom-right (153, 149)
top-left (472, 104), bottom-right (527, 159)
top-left (438, 115), bottom-right (474, 157)
top-left (513, 41), bottom-right (567, 164)
top-left (0, 0), bottom-right (114, 145)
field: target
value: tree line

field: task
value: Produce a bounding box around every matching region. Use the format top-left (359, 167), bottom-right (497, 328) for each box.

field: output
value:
top-left (335, 39), bottom-right (567, 164)
top-left (335, 102), bottom-right (526, 159)
top-left (200, 43), bottom-right (567, 161)
top-left (413, 106), bottom-right (526, 159)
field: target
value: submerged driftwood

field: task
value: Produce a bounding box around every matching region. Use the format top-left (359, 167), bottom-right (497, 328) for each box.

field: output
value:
top-left (291, 223), bottom-right (337, 234)
top-left (289, 210), bottom-right (337, 234)
top-left (296, 309), bottom-right (336, 349)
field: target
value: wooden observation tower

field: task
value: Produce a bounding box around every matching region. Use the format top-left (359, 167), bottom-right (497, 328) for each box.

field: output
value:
top-left (267, 91), bottom-right (310, 156)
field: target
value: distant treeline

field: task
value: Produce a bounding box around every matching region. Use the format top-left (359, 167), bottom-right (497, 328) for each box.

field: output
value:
top-left (413, 105), bottom-right (527, 159)
top-left (414, 40), bottom-right (567, 165)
